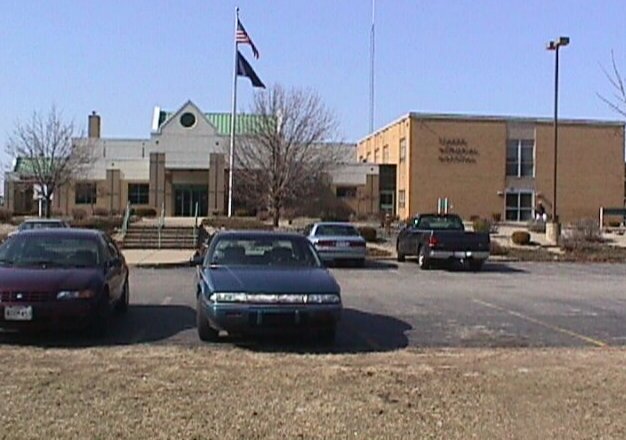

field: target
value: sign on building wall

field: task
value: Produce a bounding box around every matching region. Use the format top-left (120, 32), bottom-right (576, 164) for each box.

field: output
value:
top-left (438, 137), bottom-right (479, 164)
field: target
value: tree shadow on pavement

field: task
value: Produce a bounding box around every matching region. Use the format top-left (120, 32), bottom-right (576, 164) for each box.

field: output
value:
top-left (0, 304), bottom-right (196, 348)
top-left (232, 307), bottom-right (411, 354)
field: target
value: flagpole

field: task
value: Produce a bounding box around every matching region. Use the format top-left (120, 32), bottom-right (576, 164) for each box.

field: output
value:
top-left (369, 0), bottom-right (375, 133)
top-left (227, 7), bottom-right (239, 218)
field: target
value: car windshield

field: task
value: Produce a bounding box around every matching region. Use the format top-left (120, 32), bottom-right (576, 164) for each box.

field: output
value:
top-left (19, 221), bottom-right (65, 231)
top-left (315, 224), bottom-right (360, 237)
top-left (209, 236), bottom-right (321, 268)
top-left (0, 234), bottom-right (101, 268)
top-left (416, 215), bottom-right (464, 230)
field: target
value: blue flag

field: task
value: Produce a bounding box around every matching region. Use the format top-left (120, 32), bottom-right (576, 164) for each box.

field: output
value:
top-left (236, 50), bottom-right (265, 88)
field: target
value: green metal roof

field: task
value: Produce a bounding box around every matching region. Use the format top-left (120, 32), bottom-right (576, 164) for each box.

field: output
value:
top-left (158, 110), bottom-right (269, 136)
top-left (13, 157), bottom-right (53, 176)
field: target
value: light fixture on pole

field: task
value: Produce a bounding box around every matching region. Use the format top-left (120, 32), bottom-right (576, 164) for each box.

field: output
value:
top-left (546, 36), bottom-right (569, 223)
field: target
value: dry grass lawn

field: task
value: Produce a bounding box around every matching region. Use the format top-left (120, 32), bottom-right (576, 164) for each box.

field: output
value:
top-left (0, 346), bottom-right (625, 439)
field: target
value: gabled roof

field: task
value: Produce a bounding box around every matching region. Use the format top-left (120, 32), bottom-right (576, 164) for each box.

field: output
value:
top-left (13, 157), bottom-right (53, 176)
top-left (156, 105), bottom-right (266, 136)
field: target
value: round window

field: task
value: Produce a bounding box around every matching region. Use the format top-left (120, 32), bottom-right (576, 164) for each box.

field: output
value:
top-left (180, 112), bottom-right (196, 128)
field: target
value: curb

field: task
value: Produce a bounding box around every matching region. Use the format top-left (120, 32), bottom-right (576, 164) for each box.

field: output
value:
top-left (130, 261), bottom-right (194, 269)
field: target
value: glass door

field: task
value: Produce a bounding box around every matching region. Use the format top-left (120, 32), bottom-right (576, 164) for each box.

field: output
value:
top-left (174, 186), bottom-right (208, 217)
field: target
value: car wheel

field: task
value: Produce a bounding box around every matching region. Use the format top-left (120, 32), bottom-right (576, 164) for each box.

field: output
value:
top-left (115, 279), bottom-right (129, 313)
top-left (196, 295), bottom-right (219, 342)
top-left (396, 244), bottom-right (405, 262)
top-left (417, 246), bottom-right (431, 270)
top-left (469, 260), bottom-right (484, 272)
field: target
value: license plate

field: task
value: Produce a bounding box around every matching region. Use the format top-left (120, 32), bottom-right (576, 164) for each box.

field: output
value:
top-left (336, 241), bottom-right (350, 248)
top-left (4, 306), bottom-right (33, 321)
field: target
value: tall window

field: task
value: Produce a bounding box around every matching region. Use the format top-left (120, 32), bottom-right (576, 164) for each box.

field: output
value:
top-left (374, 148), bottom-right (380, 163)
top-left (382, 145), bottom-right (389, 163)
top-left (505, 192), bottom-right (533, 221)
top-left (399, 138), bottom-right (407, 162)
top-left (75, 183), bottom-right (97, 205)
top-left (506, 139), bottom-right (534, 177)
top-left (398, 189), bottom-right (406, 209)
top-left (128, 183), bottom-right (149, 205)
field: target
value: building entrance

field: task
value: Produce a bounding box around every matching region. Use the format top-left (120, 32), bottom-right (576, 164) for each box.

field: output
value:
top-left (174, 185), bottom-right (208, 217)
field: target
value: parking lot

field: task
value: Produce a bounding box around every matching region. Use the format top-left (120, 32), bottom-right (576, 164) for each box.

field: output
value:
top-left (4, 260), bottom-right (626, 350)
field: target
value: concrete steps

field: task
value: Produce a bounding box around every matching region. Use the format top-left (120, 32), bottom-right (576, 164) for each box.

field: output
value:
top-left (122, 225), bottom-right (200, 249)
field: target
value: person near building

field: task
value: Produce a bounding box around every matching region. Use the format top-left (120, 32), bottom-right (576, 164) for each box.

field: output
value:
top-left (535, 202), bottom-right (547, 222)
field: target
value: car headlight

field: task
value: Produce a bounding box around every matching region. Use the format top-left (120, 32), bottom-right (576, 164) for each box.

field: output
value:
top-left (56, 289), bottom-right (96, 300)
top-left (307, 294), bottom-right (341, 304)
top-left (209, 292), bottom-right (248, 303)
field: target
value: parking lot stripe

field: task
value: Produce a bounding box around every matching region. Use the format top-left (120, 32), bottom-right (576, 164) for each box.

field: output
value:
top-left (472, 298), bottom-right (608, 348)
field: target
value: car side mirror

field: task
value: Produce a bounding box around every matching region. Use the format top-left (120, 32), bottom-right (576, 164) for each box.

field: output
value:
top-left (190, 254), bottom-right (204, 267)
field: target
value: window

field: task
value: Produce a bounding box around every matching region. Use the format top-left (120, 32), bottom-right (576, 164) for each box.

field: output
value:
top-left (336, 186), bottom-right (357, 198)
top-left (399, 138), bottom-right (407, 162)
top-left (75, 183), bottom-right (97, 205)
top-left (505, 192), bottom-right (533, 221)
top-left (382, 145), bottom-right (389, 163)
top-left (180, 112), bottom-right (196, 128)
top-left (506, 139), bottom-right (534, 177)
top-left (366, 152), bottom-right (371, 162)
top-left (398, 189), bottom-right (406, 209)
top-left (374, 148), bottom-right (380, 163)
top-left (128, 183), bottom-right (149, 205)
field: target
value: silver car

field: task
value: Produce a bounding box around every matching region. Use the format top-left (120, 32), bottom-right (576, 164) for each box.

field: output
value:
top-left (305, 222), bottom-right (367, 267)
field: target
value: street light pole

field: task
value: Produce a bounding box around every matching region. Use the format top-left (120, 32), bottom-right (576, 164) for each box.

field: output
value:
top-left (547, 36), bottom-right (569, 223)
top-left (546, 37), bottom-right (569, 243)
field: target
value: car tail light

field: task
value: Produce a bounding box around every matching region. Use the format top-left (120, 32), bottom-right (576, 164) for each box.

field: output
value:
top-left (350, 241), bottom-right (366, 247)
top-left (428, 236), bottom-right (439, 248)
top-left (316, 240), bottom-right (336, 247)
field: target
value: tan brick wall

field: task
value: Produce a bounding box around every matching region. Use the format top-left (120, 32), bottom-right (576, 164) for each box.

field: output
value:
top-left (535, 123), bottom-right (624, 221)
top-left (358, 114), bottom-right (624, 223)
top-left (409, 118), bottom-right (506, 220)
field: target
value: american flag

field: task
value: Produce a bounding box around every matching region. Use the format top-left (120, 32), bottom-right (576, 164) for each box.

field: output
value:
top-left (236, 19), bottom-right (259, 59)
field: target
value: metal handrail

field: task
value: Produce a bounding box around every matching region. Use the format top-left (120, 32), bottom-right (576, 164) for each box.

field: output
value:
top-left (157, 202), bottom-right (165, 249)
top-left (193, 201), bottom-right (199, 244)
top-left (121, 201), bottom-right (131, 237)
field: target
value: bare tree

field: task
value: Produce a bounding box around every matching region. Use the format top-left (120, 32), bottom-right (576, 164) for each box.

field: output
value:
top-left (234, 85), bottom-right (343, 226)
top-left (598, 50), bottom-right (626, 118)
top-left (5, 106), bottom-right (95, 217)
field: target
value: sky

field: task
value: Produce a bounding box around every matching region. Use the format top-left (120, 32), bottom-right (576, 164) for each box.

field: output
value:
top-left (1, 0), bottom-right (626, 171)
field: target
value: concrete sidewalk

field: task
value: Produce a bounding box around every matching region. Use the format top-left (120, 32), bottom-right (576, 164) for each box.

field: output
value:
top-left (122, 249), bottom-right (195, 267)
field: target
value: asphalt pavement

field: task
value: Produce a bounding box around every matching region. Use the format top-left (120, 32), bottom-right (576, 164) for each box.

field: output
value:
top-left (3, 261), bottom-right (626, 351)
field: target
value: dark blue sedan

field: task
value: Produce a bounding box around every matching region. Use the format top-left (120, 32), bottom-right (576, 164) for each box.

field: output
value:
top-left (195, 231), bottom-right (342, 342)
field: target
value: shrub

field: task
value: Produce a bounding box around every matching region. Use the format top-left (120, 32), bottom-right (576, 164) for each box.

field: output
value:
top-left (0, 208), bottom-right (12, 224)
top-left (72, 208), bottom-right (87, 220)
top-left (202, 216), bottom-right (273, 230)
top-left (511, 230), bottom-right (531, 245)
top-left (132, 207), bottom-right (157, 218)
top-left (490, 241), bottom-right (508, 256)
top-left (93, 207), bottom-right (109, 217)
top-left (234, 208), bottom-right (253, 217)
top-left (469, 215), bottom-right (480, 222)
top-left (570, 218), bottom-right (602, 243)
top-left (70, 216), bottom-right (123, 234)
top-left (256, 211), bottom-right (270, 222)
top-left (472, 218), bottom-right (492, 233)
top-left (560, 238), bottom-right (603, 253)
top-left (358, 226), bottom-right (377, 243)
top-left (527, 219), bottom-right (546, 233)
top-left (491, 212), bottom-right (502, 223)
top-left (608, 220), bottom-right (622, 228)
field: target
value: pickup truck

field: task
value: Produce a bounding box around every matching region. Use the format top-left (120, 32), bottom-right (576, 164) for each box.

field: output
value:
top-left (396, 213), bottom-right (490, 271)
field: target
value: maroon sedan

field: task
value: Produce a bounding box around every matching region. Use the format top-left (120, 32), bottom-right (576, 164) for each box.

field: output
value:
top-left (0, 229), bottom-right (129, 336)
